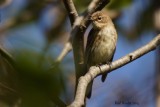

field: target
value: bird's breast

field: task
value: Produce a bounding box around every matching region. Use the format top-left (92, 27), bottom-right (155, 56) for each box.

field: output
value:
top-left (91, 26), bottom-right (117, 64)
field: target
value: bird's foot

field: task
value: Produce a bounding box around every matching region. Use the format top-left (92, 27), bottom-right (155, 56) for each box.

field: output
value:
top-left (95, 64), bottom-right (103, 74)
top-left (106, 62), bottom-right (112, 71)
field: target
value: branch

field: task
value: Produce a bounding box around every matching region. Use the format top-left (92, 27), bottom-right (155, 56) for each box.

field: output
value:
top-left (55, 42), bottom-right (72, 63)
top-left (55, 0), bottom-right (77, 63)
top-left (68, 34), bottom-right (160, 107)
top-left (86, 0), bottom-right (110, 14)
top-left (62, 0), bottom-right (78, 25)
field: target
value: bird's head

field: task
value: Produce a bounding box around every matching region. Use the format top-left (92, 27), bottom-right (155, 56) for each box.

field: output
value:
top-left (90, 11), bottom-right (112, 29)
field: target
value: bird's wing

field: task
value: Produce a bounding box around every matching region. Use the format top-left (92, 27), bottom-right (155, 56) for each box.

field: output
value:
top-left (110, 47), bottom-right (116, 62)
top-left (101, 47), bottom-right (116, 82)
top-left (84, 28), bottom-right (97, 98)
top-left (85, 28), bottom-right (97, 67)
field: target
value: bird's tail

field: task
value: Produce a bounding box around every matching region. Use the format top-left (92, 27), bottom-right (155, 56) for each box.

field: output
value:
top-left (101, 73), bottom-right (108, 82)
top-left (84, 64), bottom-right (93, 98)
top-left (86, 80), bottom-right (93, 98)
top-left (76, 64), bottom-right (94, 99)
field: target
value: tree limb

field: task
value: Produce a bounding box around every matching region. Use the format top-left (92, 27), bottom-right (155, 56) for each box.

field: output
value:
top-left (54, 0), bottom-right (77, 63)
top-left (62, 0), bottom-right (78, 25)
top-left (68, 34), bottom-right (160, 107)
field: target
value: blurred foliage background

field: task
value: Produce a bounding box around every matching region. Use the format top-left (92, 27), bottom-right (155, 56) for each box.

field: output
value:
top-left (0, 0), bottom-right (159, 107)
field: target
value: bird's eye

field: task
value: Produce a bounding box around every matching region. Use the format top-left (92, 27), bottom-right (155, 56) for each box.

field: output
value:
top-left (97, 17), bottom-right (102, 21)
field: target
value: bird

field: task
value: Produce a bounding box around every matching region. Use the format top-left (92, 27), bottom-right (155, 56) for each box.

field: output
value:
top-left (84, 11), bottom-right (118, 98)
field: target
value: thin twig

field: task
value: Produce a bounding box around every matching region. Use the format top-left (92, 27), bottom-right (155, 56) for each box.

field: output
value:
top-left (68, 34), bottom-right (160, 107)
top-left (0, 82), bottom-right (17, 94)
top-left (55, 42), bottom-right (72, 63)
top-left (0, 46), bottom-right (15, 65)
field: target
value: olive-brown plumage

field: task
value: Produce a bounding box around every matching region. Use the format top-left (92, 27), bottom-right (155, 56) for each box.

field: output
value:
top-left (85, 11), bottom-right (117, 98)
